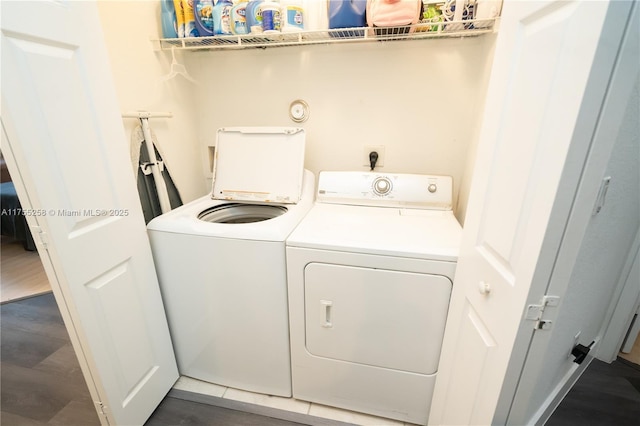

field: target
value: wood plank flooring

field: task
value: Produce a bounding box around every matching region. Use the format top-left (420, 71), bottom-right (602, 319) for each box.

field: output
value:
top-left (0, 293), bottom-right (99, 425)
top-left (546, 358), bottom-right (640, 425)
top-left (2, 292), bottom-right (640, 426)
top-left (620, 330), bottom-right (640, 365)
top-left (146, 396), bottom-right (309, 426)
top-left (1, 237), bottom-right (50, 304)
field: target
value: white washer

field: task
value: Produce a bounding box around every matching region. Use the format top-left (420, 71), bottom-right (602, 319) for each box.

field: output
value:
top-left (147, 128), bottom-right (312, 397)
top-left (286, 171), bottom-right (462, 424)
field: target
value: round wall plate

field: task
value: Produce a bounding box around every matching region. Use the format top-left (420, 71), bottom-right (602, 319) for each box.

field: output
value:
top-left (289, 99), bottom-right (309, 123)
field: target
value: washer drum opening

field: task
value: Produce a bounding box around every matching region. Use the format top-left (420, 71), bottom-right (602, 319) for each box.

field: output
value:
top-left (198, 203), bottom-right (288, 224)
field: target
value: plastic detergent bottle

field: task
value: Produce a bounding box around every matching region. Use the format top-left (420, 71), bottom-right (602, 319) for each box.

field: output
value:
top-left (246, 0), bottom-right (265, 34)
top-left (328, 0), bottom-right (366, 29)
top-left (161, 0), bottom-right (178, 38)
top-left (194, 0), bottom-right (215, 37)
top-left (182, 0), bottom-right (199, 37)
top-left (259, 1), bottom-right (282, 33)
top-left (231, 1), bottom-right (249, 35)
top-left (212, 0), bottom-right (234, 35)
top-left (280, 0), bottom-right (304, 32)
top-left (173, 0), bottom-right (186, 37)
top-left (303, 0), bottom-right (328, 31)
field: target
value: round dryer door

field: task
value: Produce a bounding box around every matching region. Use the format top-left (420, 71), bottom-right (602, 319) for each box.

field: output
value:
top-left (198, 203), bottom-right (287, 224)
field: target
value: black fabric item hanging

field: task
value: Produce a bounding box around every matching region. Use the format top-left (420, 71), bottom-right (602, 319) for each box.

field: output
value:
top-left (136, 140), bottom-right (182, 224)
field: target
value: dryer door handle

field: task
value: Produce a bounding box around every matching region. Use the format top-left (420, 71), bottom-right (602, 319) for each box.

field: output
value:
top-left (320, 300), bottom-right (333, 328)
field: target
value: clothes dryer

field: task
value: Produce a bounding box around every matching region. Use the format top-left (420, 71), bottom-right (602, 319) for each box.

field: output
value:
top-left (286, 171), bottom-right (462, 424)
top-left (147, 127), bottom-right (312, 397)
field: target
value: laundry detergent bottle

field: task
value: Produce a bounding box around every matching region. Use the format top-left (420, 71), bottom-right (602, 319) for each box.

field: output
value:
top-left (260, 1), bottom-right (282, 33)
top-left (194, 0), bottom-right (215, 37)
top-left (303, 0), bottom-right (328, 31)
top-left (328, 0), bottom-right (366, 35)
top-left (161, 0), bottom-right (178, 38)
top-left (246, 0), bottom-right (265, 33)
top-left (182, 0), bottom-right (199, 37)
top-left (173, 0), bottom-right (186, 37)
top-left (212, 0), bottom-right (234, 35)
top-left (280, 0), bottom-right (304, 32)
top-left (231, 1), bottom-right (250, 35)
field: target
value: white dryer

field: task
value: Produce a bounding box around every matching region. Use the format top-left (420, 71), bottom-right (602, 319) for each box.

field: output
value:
top-left (286, 171), bottom-right (462, 424)
top-left (147, 127), bottom-right (313, 397)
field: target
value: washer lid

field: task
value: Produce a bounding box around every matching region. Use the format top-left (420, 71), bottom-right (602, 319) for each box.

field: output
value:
top-left (212, 127), bottom-right (305, 204)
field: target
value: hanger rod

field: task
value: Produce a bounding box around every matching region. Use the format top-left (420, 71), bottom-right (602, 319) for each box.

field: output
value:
top-left (122, 111), bottom-right (173, 119)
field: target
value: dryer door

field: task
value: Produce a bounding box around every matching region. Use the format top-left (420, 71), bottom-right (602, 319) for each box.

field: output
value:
top-left (304, 262), bottom-right (452, 375)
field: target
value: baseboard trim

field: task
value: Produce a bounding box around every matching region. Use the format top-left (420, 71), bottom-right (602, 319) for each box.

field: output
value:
top-left (0, 289), bottom-right (53, 305)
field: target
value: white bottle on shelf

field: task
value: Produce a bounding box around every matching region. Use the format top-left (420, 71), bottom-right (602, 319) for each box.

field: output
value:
top-left (280, 0), bottom-right (304, 32)
top-left (260, 0), bottom-right (282, 33)
top-left (303, 0), bottom-right (327, 31)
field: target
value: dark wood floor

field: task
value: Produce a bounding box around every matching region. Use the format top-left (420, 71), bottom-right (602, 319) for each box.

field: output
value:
top-left (2, 292), bottom-right (639, 426)
top-left (146, 396), bottom-right (312, 426)
top-left (0, 292), bottom-right (99, 426)
top-left (546, 358), bottom-right (640, 426)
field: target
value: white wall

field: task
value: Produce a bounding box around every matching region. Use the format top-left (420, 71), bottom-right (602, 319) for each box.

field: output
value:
top-left (97, 0), bottom-right (208, 203)
top-left (187, 36), bottom-right (496, 219)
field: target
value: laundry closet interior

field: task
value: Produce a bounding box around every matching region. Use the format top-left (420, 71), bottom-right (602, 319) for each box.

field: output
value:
top-left (5, 1), bottom-right (638, 426)
top-left (99, 1), bottom-right (498, 423)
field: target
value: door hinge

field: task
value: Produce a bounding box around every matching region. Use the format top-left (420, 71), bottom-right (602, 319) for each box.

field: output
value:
top-left (94, 401), bottom-right (109, 419)
top-left (592, 176), bottom-right (611, 216)
top-left (30, 225), bottom-right (48, 249)
top-left (525, 295), bottom-right (560, 330)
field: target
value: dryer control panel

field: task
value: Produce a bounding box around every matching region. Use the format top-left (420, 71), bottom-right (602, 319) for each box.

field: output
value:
top-left (316, 172), bottom-right (453, 210)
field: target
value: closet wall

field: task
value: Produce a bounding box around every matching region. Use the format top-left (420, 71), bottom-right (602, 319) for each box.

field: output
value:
top-left (188, 37), bottom-right (496, 220)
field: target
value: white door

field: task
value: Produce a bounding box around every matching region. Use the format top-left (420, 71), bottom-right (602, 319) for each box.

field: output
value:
top-left (507, 5), bottom-right (640, 423)
top-left (429, 1), bottom-right (634, 425)
top-left (1, 2), bottom-right (179, 425)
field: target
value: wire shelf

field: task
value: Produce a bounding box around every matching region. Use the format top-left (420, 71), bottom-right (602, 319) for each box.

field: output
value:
top-left (151, 18), bottom-right (498, 51)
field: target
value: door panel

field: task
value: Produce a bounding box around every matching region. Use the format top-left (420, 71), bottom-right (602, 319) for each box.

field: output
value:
top-left (440, 304), bottom-right (496, 425)
top-left (86, 260), bottom-right (158, 400)
top-left (477, 0), bottom-right (584, 265)
top-left (429, 1), bottom-right (617, 424)
top-left (5, 36), bottom-right (118, 213)
top-left (1, 2), bottom-right (179, 425)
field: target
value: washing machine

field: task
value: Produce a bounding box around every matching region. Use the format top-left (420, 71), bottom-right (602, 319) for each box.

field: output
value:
top-left (286, 171), bottom-right (462, 424)
top-left (147, 127), bottom-right (313, 397)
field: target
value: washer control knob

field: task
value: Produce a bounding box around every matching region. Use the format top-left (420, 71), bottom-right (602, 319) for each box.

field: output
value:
top-left (428, 183), bottom-right (438, 193)
top-left (373, 177), bottom-right (392, 196)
